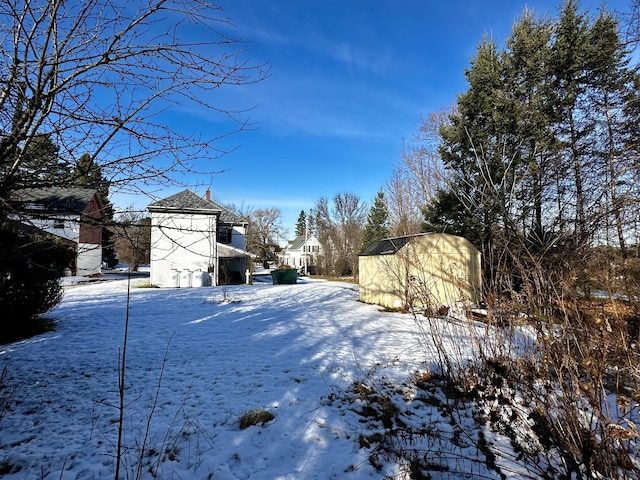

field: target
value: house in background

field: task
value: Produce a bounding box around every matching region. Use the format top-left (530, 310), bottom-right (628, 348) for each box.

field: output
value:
top-left (10, 187), bottom-right (104, 276)
top-left (147, 189), bottom-right (252, 287)
top-left (278, 233), bottom-right (323, 274)
top-left (358, 233), bottom-right (482, 312)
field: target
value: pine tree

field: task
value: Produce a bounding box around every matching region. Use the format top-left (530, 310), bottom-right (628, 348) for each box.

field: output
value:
top-left (14, 134), bottom-right (71, 189)
top-left (438, 35), bottom-right (512, 259)
top-left (295, 210), bottom-right (307, 237)
top-left (503, 9), bottom-right (557, 243)
top-left (586, 9), bottom-right (638, 257)
top-left (361, 191), bottom-right (390, 250)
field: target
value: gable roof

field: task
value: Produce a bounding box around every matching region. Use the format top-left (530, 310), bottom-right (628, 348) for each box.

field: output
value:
top-left (283, 234), bottom-right (320, 251)
top-left (148, 189), bottom-right (219, 214)
top-left (360, 232), bottom-right (480, 257)
top-left (360, 235), bottom-right (412, 256)
top-left (147, 189), bottom-right (248, 225)
top-left (10, 187), bottom-right (100, 214)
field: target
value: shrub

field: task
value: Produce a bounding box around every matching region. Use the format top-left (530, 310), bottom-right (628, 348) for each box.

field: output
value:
top-left (0, 225), bottom-right (67, 340)
top-left (239, 408), bottom-right (275, 430)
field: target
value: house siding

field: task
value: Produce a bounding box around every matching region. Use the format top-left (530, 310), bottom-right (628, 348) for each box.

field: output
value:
top-left (79, 195), bottom-right (103, 245)
top-left (150, 211), bottom-right (218, 287)
top-left (77, 243), bottom-right (103, 276)
top-left (278, 235), bottom-right (322, 270)
top-left (9, 188), bottom-right (104, 276)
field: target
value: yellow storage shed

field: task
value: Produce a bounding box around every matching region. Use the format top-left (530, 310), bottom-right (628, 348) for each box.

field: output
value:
top-left (358, 233), bottom-right (482, 311)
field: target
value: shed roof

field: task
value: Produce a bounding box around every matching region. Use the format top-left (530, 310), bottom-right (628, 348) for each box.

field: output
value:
top-left (11, 187), bottom-right (100, 214)
top-left (360, 232), bottom-right (480, 257)
top-left (359, 235), bottom-right (413, 256)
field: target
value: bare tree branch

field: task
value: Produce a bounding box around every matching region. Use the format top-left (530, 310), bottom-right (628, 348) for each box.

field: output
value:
top-left (0, 0), bottom-right (269, 197)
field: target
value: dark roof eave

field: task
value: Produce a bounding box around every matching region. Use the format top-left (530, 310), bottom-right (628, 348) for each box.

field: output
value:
top-left (147, 206), bottom-right (221, 215)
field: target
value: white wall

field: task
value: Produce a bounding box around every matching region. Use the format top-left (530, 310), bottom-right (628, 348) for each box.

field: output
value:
top-left (150, 212), bottom-right (218, 287)
top-left (230, 225), bottom-right (246, 250)
top-left (77, 243), bottom-right (102, 276)
top-left (21, 214), bottom-right (81, 243)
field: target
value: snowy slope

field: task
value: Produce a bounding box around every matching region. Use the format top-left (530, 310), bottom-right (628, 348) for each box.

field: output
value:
top-left (0, 276), bottom-right (502, 479)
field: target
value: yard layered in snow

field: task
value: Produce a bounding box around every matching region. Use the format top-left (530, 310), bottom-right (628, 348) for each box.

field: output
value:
top-left (1, 276), bottom-right (505, 479)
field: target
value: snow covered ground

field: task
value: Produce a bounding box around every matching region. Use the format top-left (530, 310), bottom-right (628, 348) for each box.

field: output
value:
top-left (0, 275), bottom-right (518, 479)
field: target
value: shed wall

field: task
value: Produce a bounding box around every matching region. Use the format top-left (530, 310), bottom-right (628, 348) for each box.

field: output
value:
top-left (359, 234), bottom-right (482, 310)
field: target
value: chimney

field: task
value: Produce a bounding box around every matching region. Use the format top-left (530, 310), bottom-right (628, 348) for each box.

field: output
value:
top-left (205, 188), bottom-right (211, 201)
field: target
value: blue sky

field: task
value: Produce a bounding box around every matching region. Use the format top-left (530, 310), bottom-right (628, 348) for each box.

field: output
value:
top-left (112, 0), bottom-right (631, 240)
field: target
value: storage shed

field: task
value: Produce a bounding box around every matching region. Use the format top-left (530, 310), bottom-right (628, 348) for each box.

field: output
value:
top-left (358, 233), bottom-right (482, 311)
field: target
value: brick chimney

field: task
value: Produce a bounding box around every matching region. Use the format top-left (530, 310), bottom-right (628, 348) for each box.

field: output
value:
top-left (205, 188), bottom-right (211, 201)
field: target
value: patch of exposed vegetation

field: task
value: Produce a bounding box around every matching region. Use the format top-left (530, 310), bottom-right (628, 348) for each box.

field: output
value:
top-left (239, 408), bottom-right (275, 430)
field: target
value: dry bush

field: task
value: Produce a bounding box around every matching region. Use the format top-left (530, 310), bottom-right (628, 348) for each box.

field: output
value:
top-left (239, 408), bottom-right (275, 430)
top-left (356, 242), bottom-right (640, 479)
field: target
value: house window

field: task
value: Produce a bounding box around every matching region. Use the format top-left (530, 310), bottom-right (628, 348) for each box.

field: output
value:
top-left (217, 227), bottom-right (232, 244)
top-left (53, 219), bottom-right (64, 229)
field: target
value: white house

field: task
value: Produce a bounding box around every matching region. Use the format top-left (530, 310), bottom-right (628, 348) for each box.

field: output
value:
top-left (278, 234), bottom-right (323, 274)
top-left (148, 189), bottom-right (252, 287)
top-left (10, 187), bottom-right (104, 276)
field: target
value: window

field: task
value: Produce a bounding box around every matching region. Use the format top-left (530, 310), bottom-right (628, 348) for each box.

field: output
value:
top-left (217, 227), bottom-right (231, 244)
top-left (53, 219), bottom-right (65, 229)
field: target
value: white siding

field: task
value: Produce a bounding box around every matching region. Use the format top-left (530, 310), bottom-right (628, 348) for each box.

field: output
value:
top-left (76, 243), bottom-right (102, 276)
top-left (150, 212), bottom-right (218, 287)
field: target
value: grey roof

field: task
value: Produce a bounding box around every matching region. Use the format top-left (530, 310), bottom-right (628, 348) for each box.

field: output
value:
top-left (359, 234), bottom-right (426, 256)
top-left (148, 189), bottom-right (248, 224)
top-left (11, 187), bottom-right (99, 214)
top-left (288, 235), bottom-right (306, 250)
top-left (148, 189), bottom-right (220, 214)
top-left (208, 199), bottom-right (248, 225)
top-left (283, 234), bottom-right (319, 251)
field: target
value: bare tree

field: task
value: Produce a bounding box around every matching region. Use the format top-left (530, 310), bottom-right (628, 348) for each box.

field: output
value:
top-left (112, 207), bottom-right (151, 271)
top-left (314, 192), bottom-right (367, 278)
top-left (0, 0), bottom-right (268, 199)
top-left (246, 207), bottom-right (283, 262)
top-left (386, 109), bottom-right (451, 236)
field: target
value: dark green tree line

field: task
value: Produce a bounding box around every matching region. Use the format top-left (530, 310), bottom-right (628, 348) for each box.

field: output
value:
top-left (426, 0), bottom-right (640, 296)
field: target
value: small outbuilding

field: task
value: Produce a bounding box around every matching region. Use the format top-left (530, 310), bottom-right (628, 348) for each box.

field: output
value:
top-left (358, 233), bottom-right (482, 311)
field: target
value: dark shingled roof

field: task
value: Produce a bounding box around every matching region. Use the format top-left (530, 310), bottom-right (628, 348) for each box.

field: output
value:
top-left (148, 189), bottom-right (248, 224)
top-left (10, 187), bottom-right (99, 214)
top-left (359, 233), bottom-right (442, 256)
top-left (360, 236), bottom-right (411, 256)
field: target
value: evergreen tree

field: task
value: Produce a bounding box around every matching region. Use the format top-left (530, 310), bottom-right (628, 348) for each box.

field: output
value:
top-left (549, 0), bottom-right (594, 245)
top-left (438, 35), bottom-right (514, 265)
top-left (585, 9), bottom-right (639, 257)
top-left (428, 0), bottom-right (639, 294)
top-left (1, 135), bottom-right (71, 332)
top-left (13, 134), bottom-right (71, 189)
top-left (361, 191), bottom-right (390, 249)
top-left (503, 9), bottom-right (558, 243)
top-left (295, 210), bottom-right (307, 237)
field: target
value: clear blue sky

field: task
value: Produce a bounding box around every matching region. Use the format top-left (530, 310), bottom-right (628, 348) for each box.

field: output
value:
top-left (111, 0), bottom-right (632, 241)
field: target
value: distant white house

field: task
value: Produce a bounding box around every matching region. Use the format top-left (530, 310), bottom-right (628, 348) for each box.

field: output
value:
top-left (278, 234), bottom-right (322, 274)
top-left (148, 189), bottom-right (252, 287)
top-left (10, 188), bottom-right (105, 276)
